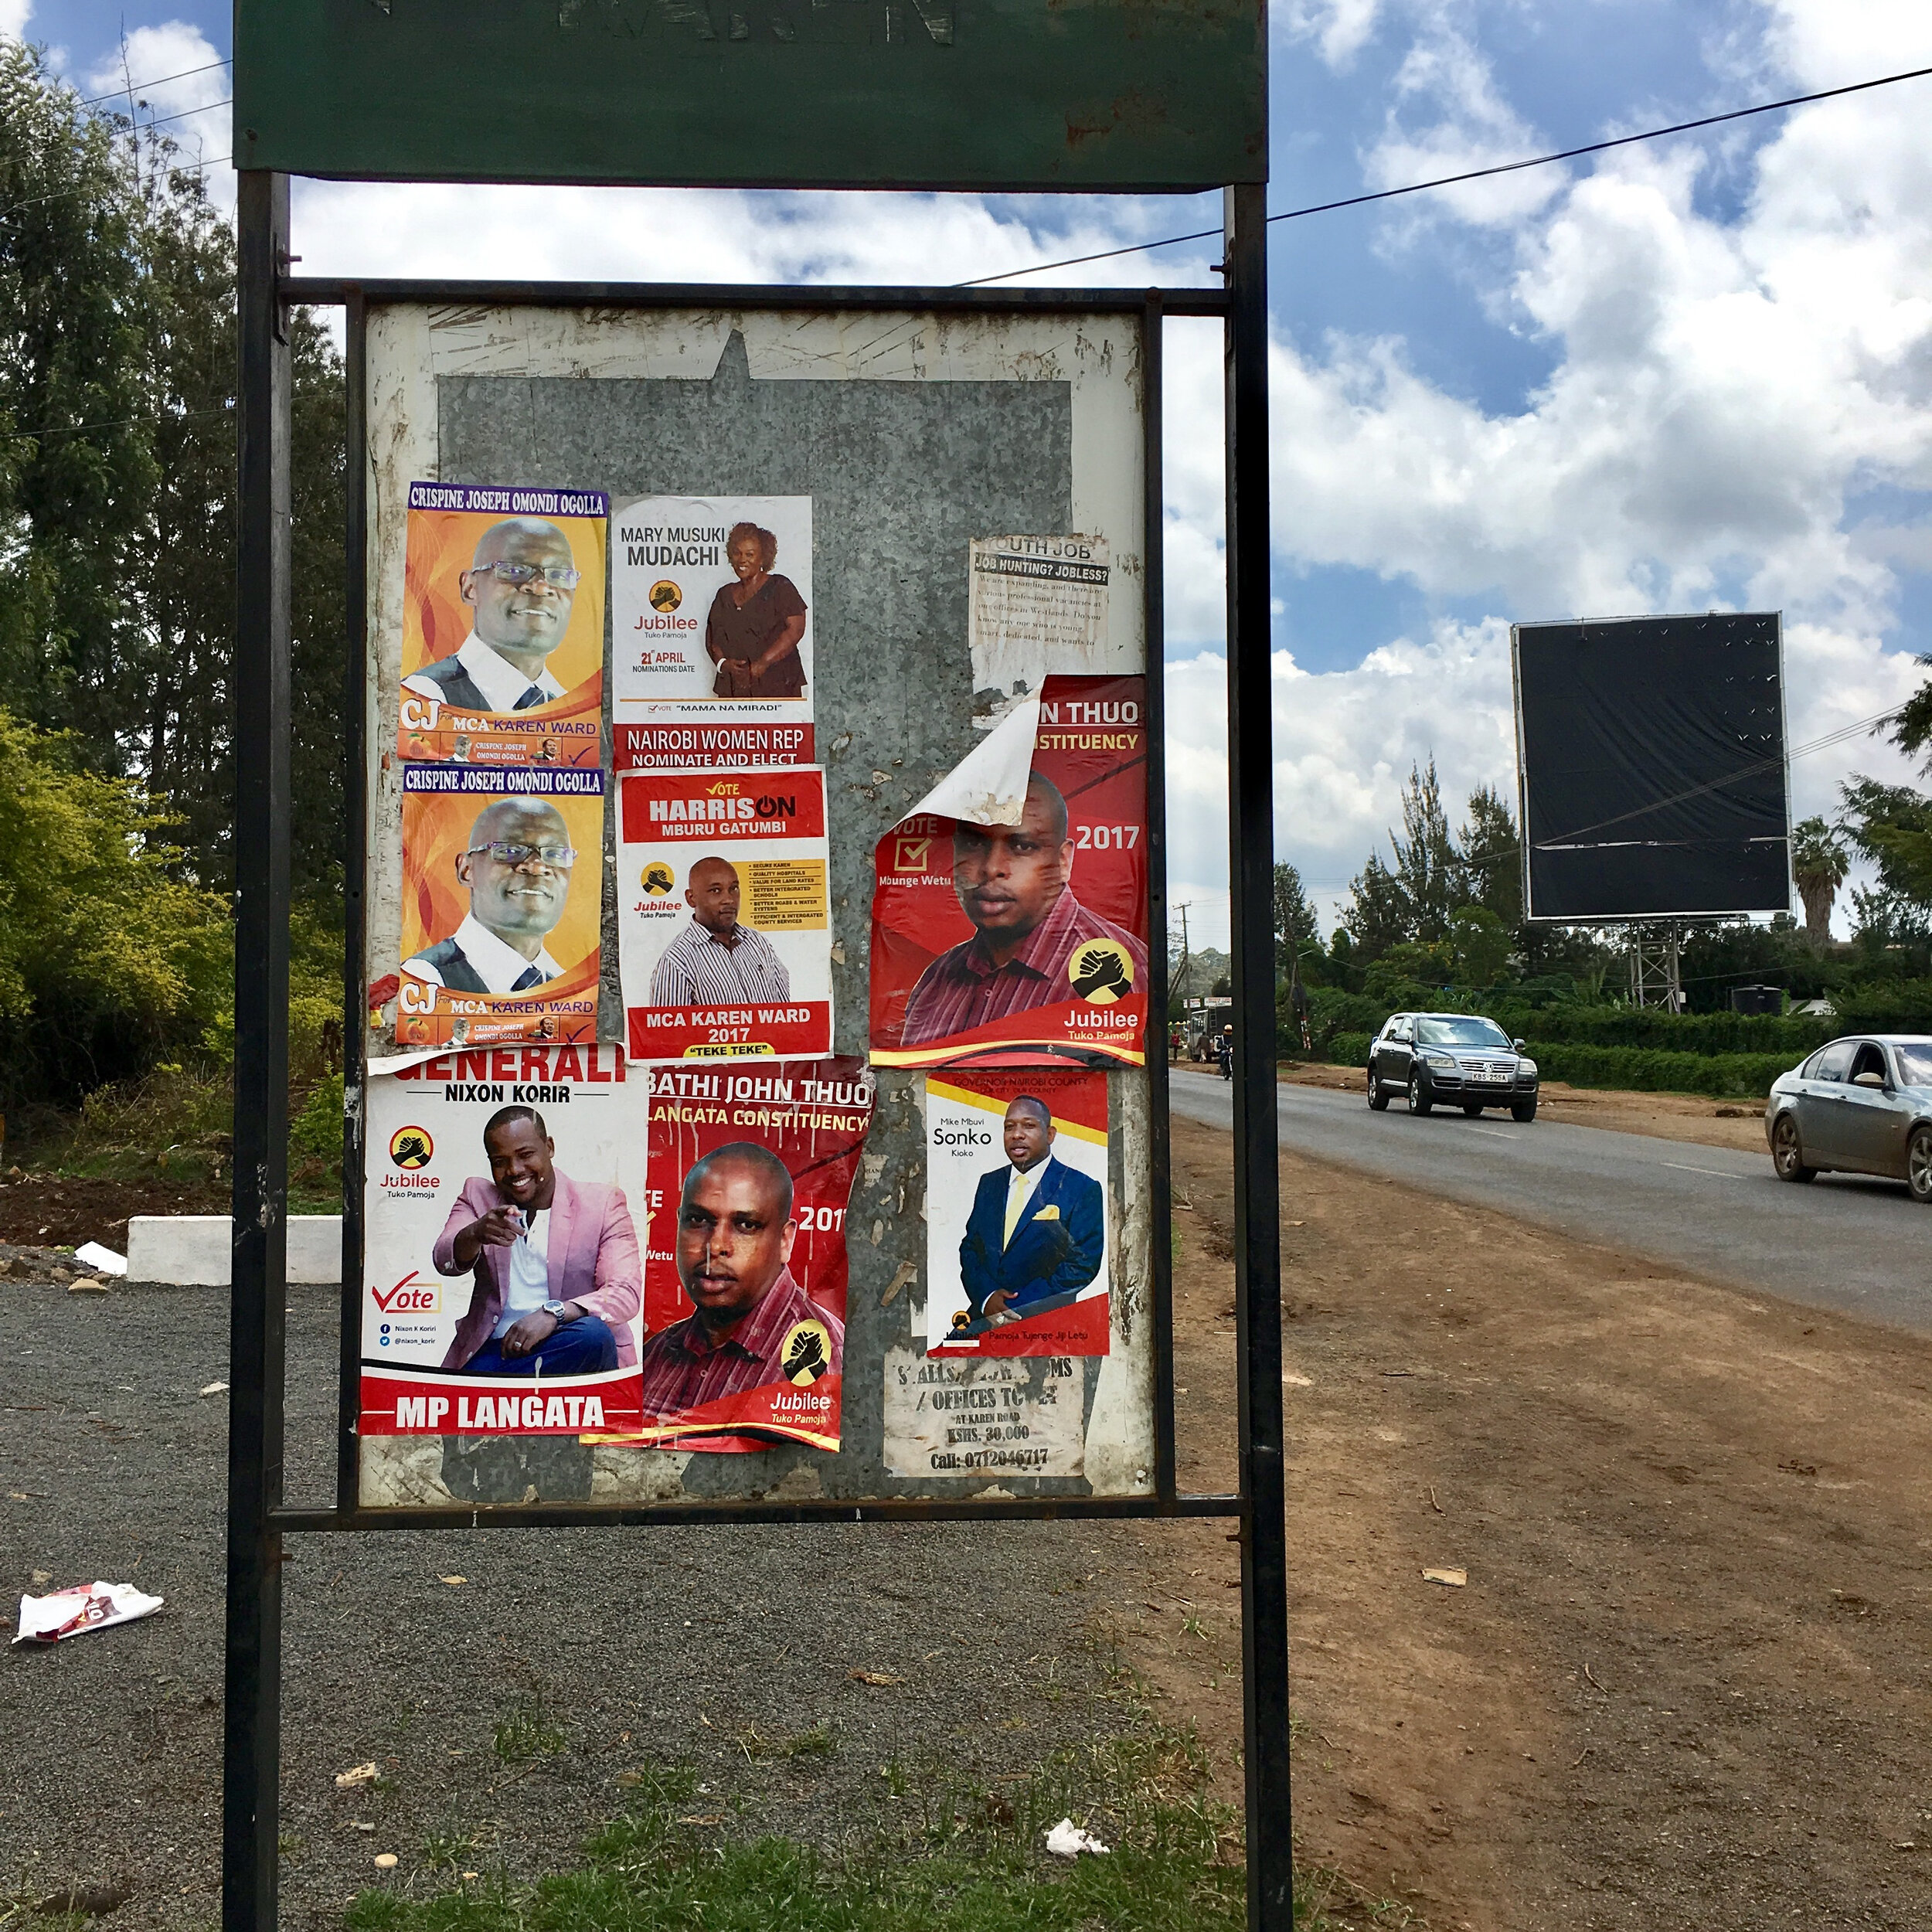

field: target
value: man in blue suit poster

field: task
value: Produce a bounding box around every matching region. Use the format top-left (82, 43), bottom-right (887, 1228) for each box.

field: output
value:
top-left (954, 1096), bottom-right (1105, 1338)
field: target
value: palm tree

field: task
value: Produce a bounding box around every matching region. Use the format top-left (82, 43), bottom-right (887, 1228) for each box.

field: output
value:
top-left (1791, 817), bottom-right (1849, 948)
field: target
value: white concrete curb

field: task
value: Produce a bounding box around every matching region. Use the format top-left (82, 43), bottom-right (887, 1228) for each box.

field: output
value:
top-left (125, 1216), bottom-right (342, 1286)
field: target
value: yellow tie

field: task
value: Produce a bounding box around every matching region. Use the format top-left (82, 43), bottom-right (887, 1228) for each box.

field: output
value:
top-left (1004, 1168), bottom-right (1031, 1247)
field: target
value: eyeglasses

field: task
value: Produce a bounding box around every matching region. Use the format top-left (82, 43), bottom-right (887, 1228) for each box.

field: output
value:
top-left (471, 560), bottom-right (581, 590)
top-left (467, 842), bottom-right (577, 869)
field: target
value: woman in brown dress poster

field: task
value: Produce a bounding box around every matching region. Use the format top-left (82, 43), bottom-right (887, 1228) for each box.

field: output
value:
top-left (706, 522), bottom-right (808, 699)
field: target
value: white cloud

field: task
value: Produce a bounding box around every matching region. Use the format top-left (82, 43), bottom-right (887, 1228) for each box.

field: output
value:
top-left (0, 2), bottom-right (31, 42)
top-left (1280, 0), bottom-right (1387, 69)
top-left (82, 21), bottom-right (228, 179)
top-left (1155, 0), bottom-right (1932, 943)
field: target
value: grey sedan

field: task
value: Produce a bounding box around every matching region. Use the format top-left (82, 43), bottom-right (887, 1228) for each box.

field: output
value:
top-left (1766, 1034), bottom-right (1932, 1202)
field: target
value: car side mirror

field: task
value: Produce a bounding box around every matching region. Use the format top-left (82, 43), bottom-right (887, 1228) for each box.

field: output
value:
top-left (1512, 1039), bottom-right (1526, 1052)
top-left (1852, 1070), bottom-right (1886, 1090)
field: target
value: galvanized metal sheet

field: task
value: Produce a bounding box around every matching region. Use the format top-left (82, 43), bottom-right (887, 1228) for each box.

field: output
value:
top-left (355, 302), bottom-right (1155, 1508)
top-left (235, 0), bottom-right (1264, 191)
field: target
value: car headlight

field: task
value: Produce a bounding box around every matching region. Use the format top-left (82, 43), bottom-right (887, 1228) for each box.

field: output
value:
top-left (1518, 1058), bottom-right (1537, 1076)
top-left (1422, 1051), bottom-right (1455, 1067)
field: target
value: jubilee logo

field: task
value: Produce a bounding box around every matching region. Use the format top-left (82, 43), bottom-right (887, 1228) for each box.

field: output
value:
top-left (389, 1125), bottom-right (434, 1168)
top-left (649, 580), bottom-right (682, 612)
top-left (1069, 940), bottom-right (1134, 1005)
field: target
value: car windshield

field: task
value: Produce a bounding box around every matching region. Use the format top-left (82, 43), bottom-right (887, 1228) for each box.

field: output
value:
top-left (1895, 1045), bottom-right (1932, 1087)
top-left (1417, 1018), bottom-right (1512, 1049)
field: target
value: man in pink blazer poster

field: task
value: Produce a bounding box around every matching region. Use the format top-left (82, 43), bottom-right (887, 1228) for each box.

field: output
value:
top-left (433, 1105), bottom-right (641, 1376)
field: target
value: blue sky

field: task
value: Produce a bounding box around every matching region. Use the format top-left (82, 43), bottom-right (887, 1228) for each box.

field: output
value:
top-left (18, 0), bottom-right (1932, 943)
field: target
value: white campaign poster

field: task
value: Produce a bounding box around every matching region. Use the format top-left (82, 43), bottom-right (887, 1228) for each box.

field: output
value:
top-left (617, 767), bottom-right (834, 1063)
top-left (921, 1068), bottom-right (1111, 1359)
top-left (968, 535), bottom-right (1111, 709)
top-left (359, 1046), bottom-right (648, 1438)
top-left (611, 495), bottom-right (815, 765)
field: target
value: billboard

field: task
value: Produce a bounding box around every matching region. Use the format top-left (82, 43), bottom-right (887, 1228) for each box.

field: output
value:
top-left (1512, 613), bottom-right (1790, 923)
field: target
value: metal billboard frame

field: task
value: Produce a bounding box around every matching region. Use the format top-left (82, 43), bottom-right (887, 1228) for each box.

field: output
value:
top-left (229, 176), bottom-right (1283, 1930)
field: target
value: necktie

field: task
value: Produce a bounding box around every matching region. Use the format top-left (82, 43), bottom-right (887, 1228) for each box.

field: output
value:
top-left (511, 964), bottom-right (547, 992)
top-left (513, 685), bottom-right (546, 712)
top-left (1003, 1169), bottom-right (1030, 1247)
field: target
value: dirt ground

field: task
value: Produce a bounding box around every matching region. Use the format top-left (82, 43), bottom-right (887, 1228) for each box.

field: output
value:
top-left (1275, 1060), bottom-right (1771, 1155)
top-left (1114, 1113), bottom-right (1932, 1930)
top-left (0, 1173), bottom-right (226, 1249)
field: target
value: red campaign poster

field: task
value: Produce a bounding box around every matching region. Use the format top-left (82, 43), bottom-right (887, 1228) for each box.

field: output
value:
top-left (869, 675), bottom-right (1148, 1067)
top-left (923, 1065), bottom-right (1111, 1358)
top-left (595, 1058), bottom-right (874, 1453)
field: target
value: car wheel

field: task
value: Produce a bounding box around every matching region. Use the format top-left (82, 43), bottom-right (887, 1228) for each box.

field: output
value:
top-left (1909, 1125), bottom-right (1932, 1204)
top-left (1771, 1113), bottom-right (1815, 1183)
top-left (1366, 1066), bottom-right (1389, 1111)
top-left (1511, 1098), bottom-right (1537, 1124)
top-left (1406, 1070), bottom-right (1432, 1116)
top-left (1462, 1101), bottom-right (1484, 1117)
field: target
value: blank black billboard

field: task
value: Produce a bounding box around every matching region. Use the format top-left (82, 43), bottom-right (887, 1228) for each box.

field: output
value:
top-left (1512, 613), bottom-right (1788, 922)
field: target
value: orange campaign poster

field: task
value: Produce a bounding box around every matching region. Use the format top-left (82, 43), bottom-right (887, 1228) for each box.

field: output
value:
top-left (922, 1065), bottom-right (1111, 1358)
top-left (394, 481), bottom-right (607, 767)
top-left (617, 767), bottom-right (834, 1063)
top-left (396, 765), bottom-right (604, 1048)
top-left (869, 675), bottom-right (1148, 1067)
top-left (595, 1059), bottom-right (874, 1454)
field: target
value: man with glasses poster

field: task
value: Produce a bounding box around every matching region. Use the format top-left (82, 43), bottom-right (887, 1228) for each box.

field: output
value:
top-left (403, 517), bottom-right (583, 716)
top-left (394, 485), bottom-right (608, 767)
top-left (404, 798), bottom-right (579, 996)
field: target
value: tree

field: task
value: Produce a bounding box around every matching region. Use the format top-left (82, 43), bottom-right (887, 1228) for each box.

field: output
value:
top-left (1457, 782), bottom-right (1521, 928)
top-left (1390, 758), bottom-right (1459, 943)
top-left (1840, 778), bottom-right (1932, 909)
top-left (1272, 861), bottom-right (1319, 986)
top-left (1342, 852), bottom-right (1410, 962)
top-left (1790, 815), bottom-right (1849, 949)
top-left (1449, 905), bottom-right (1510, 987)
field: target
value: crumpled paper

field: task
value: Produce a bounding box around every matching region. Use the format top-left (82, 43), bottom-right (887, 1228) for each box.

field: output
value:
top-left (1044, 1818), bottom-right (1111, 1858)
top-left (14, 1581), bottom-right (164, 1646)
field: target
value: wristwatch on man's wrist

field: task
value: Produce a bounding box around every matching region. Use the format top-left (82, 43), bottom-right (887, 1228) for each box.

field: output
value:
top-left (542, 1299), bottom-right (570, 1323)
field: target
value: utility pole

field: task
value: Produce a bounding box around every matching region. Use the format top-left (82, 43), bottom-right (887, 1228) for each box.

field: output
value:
top-left (1175, 901), bottom-right (1192, 1001)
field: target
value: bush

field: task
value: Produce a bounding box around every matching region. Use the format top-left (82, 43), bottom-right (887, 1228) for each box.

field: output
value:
top-left (1832, 980), bottom-right (1932, 1036)
top-left (1328, 1030), bottom-right (1373, 1067)
top-left (1528, 1044), bottom-right (1794, 1100)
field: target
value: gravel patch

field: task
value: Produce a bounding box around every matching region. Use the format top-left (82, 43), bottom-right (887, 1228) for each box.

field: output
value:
top-left (0, 1275), bottom-right (1144, 1928)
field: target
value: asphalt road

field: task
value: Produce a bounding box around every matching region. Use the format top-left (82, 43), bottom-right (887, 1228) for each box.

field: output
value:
top-left (1171, 1067), bottom-right (1932, 1335)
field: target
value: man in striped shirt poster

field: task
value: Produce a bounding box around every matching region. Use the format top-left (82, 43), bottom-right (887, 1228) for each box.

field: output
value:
top-left (648, 855), bottom-right (792, 1007)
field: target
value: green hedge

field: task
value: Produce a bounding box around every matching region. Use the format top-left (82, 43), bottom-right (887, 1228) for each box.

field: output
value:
top-left (1832, 980), bottom-right (1932, 1036)
top-left (1528, 1044), bottom-right (1790, 1100)
top-left (1313, 1029), bottom-right (1792, 1099)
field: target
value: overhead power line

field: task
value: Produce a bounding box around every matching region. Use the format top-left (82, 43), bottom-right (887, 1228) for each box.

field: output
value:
top-left (961, 60), bottom-right (1932, 287)
top-left (73, 56), bottom-right (230, 110)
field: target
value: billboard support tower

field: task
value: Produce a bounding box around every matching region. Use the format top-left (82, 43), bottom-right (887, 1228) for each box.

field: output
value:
top-left (1628, 922), bottom-right (1685, 1011)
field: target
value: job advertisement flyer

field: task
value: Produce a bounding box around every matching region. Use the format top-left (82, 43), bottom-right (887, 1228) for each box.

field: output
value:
top-left (611, 495), bottom-right (815, 765)
top-left (870, 675), bottom-right (1149, 1066)
top-left (968, 535), bottom-right (1111, 702)
top-left (617, 766), bottom-right (833, 1063)
top-left (395, 481), bottom-right (608, 767)
top-left (359, 1048), bottom-right (645, 1437)
top-left (397, 764), bottom-right (604, 1048)
top-left (594, 1059), bottom-right (873, 1454)
top-left (923, 1066), bottom-right (1111, 1358)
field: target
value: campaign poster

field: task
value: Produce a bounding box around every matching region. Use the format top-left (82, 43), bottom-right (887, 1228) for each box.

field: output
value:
top-left (395, 481), bottom-right (608, 767)
top-left (617, 767), bottom-right (833, 1063)
top-left (968, 536), bottom-right (1111, 702)
top-left (397, 764), bottom-right (604, 1048)
top-left (611, 495), bottom-right (815, 766)
top-left (923, 1066), bottom-right (1110, 1358)
top-left (600, 1059), bottom-right (873, 1454)
top-left (869, 675), bottom-right (1148, 1067)
top-left (359, 1046), bottom-right (645, 1438)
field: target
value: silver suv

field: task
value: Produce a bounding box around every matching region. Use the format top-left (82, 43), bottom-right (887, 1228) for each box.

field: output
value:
top-left (1367, 1012), bottom-right (1540, 1122)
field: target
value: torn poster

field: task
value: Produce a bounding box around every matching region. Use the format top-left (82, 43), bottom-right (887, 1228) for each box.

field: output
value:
top-left (869, 675), bottom-right (1148, 1066)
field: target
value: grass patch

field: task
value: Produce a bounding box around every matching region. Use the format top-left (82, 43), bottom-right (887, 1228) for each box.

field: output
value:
top-left (339, 1721), bottom-right (1403, 1932)
top-left (492, 1696), bottom-right (567, 1764)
